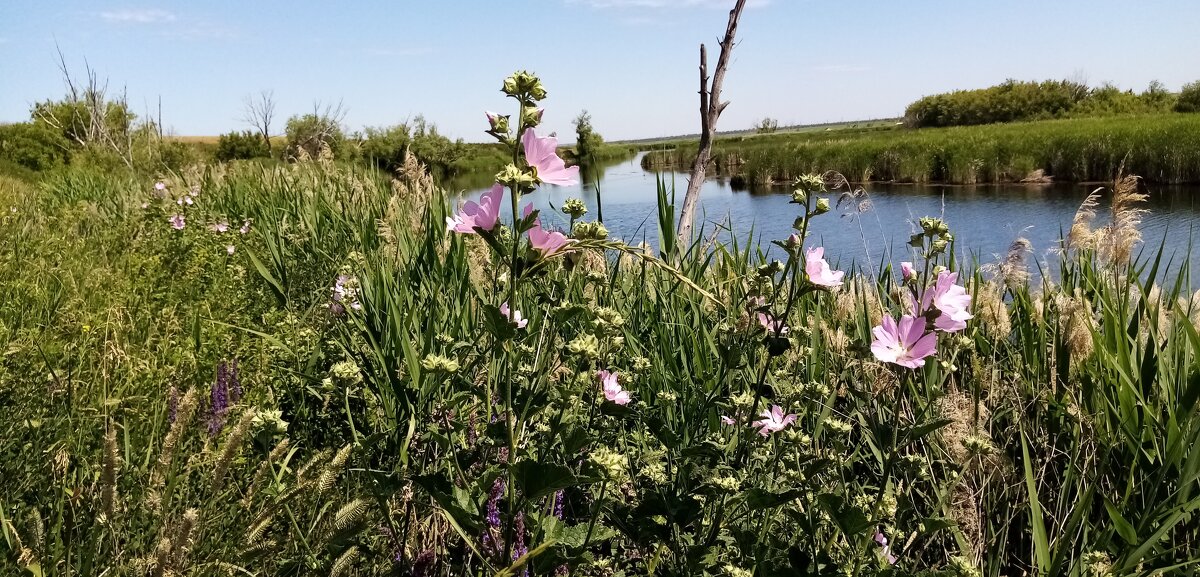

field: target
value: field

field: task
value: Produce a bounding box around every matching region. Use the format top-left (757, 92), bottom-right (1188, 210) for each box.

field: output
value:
top-left (642, 114), bottom-right (1200, 185)
top-left (2, 72), bottom-right (1200, 577)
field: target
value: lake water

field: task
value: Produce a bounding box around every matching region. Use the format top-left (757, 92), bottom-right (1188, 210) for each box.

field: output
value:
top-left (452, 153), bottom-right (1200, 285)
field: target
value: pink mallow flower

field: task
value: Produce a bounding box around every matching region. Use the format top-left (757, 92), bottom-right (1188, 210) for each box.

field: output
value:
top-left (900, 261), bottom-right (915, 281)
top-left (447, 184), bottom-right (504, 234)
top-left (754, 405), bottom-right (797, 436)
top-left (598, 370), bottom-right (631, 405)
top-left (871, 314), bottom-right (938, 369)
top-left (523, 203), bottom-right (572, 257)
top-left (874, 531), bottom-right (899, 565)
top-left (208, 221), bottom-right (230, 233)
top-left (756, 312), bottom-right (789, 335)
top-left (169, 214), bottom-right (186, 230)
top-left (805, 247), bottom-right (844, 288)
top-left (721, 415), bottom-right (736, 426)
top-left (522, 128), bottom-right (579, 186)
top-left (226, 245), bottom-right (236, 255)
top-left (500, 302), bottom-right (528, 329)
top-left (920, 271), bottom-right (973, 332)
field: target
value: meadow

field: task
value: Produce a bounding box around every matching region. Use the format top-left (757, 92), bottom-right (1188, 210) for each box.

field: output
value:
top-left (641, 114), bottom-right (1200, 186)
top-left (1, 72), bottom-right (1199, 577)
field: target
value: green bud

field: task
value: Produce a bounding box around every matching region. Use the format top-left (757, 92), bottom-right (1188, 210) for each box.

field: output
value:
top-left (420, 354), bottom-right (460, 374)
top-left (795, 173), bottom-right (825, 193)
top-left (562, 198), bottom-right (588, 219)
top-left (496, 164), bottom-right (537, 192)
top-left (930, 239), bottom-right (948, 254)
top-left (813, 198), bottom-right (831, 215)
top-left (521, 106), bottom-right (544, 127)
top-left (793, 215), bottom-right (806, 231)
top-left (908, 233), bottom-right (925, 248)
top-left (572, 221), bottom-right (609, 240)
top-left (790, 188), bottom-right (808, 204)
top-left (485, 111), bottom-right (510, 135)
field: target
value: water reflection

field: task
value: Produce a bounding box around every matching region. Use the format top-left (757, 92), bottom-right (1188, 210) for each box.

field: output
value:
top-left (452, 153), bottom-right (1200, 285)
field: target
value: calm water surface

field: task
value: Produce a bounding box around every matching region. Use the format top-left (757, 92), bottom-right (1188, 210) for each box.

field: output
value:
top-left (453, 153), bottom-right (1200, 283)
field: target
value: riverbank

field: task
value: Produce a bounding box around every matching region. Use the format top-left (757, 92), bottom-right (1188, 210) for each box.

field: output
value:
top-left (641, 113), bottom-right (1200, 185)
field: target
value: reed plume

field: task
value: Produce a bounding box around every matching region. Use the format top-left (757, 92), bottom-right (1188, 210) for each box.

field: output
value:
top-left (1100, 172), bottom-right (1147, 268)
top-left (1066, 187), bottom-right (1102, 252)
top-left (212, 410), bottom-right (256, 491)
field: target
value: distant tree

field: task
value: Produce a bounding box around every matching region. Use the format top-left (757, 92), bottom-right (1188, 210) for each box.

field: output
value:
top-left (573, 110), bottom-right (604, 163)
top-left (0, 122), bottom-right (72, 171)
top-left (755, 117), bottom-right (779, 134)
top-left (1176, 81), bottom-right (1200, 113)
top-left (241, 90), bottom-right (276, 154)
top-left (215, 130), bottom-right (270, 162)
top-left (285, 101), bottom-right (346, 159)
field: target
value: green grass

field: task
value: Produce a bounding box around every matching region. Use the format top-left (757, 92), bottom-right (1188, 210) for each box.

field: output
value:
top-left (643, 113), bottom-right (1200, 185)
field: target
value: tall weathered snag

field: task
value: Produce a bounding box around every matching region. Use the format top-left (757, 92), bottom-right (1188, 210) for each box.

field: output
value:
top-left (676, 0), bottom-right (748, 246)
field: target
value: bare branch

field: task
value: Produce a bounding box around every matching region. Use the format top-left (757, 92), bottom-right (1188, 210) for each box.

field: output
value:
top-left (676, 0), bottom-right (748, 246)
top-left (241, 90), bottom-right (276, 152)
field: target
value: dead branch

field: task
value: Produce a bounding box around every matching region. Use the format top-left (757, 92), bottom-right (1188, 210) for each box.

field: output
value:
top-left (676, 0), bottom-right (747, 247)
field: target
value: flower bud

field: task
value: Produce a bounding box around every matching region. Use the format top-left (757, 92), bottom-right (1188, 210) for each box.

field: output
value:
top-left (496, 164), bottom-right (537, 192)
top-left (785, 233), bottom-right (802, 250)
top-left (521, 106), bottom-right (544, 127)
top-left (930, 239), bottom-right (949, 254)
top-left (813, 198), bottom-right (831, 215)
top-left (562, 198), bottom-right (588, 219)
top-left (790, 189), bottom-right (808, 204)
top-left (572, 221), bottom-right (609, 240)
top-left (485, 111), bottom-right (510, 135)
top-left (796, 173), bottom-right (825, 193)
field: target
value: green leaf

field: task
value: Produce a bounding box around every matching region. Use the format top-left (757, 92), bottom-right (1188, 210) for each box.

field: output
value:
top-left (412, 473), bottom-right (482, 533)
top-left (905, 418), bottom-right (954, 444)
top-left (551, 523), bottom-right (616, 549)
top-left (512, 460), bottom-right (579, 501)
top-left (1104, 500), bottom-right (1138, 544)
top-left (245, 248), bottom-right (287, 305)
top-left (1020, 432), bottom-right (1051, 574)
top-left (817, 494), bottom-right (872, 537)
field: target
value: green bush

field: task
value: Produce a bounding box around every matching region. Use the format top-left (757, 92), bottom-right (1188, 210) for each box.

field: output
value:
top-left (285, 113), bottom-right (345, 159)
top-left (0, 122), bottom-right (71, 171)
top-left (359, 124), bottom-right (412, 172)
top-left (215, 130), bottom-right (270, 162)
top-left (905, 79), bottom-right (1175, 128)
top-left (1176, 80), bottom-right (1200, 113)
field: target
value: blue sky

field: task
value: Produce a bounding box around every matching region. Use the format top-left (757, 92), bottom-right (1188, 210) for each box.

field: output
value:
top-left (2, 1), bottom-right (1198, 142)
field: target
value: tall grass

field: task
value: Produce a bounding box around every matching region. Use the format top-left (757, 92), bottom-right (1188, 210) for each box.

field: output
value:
top-left (644, 114), bottom-right (1200, 185)
top-left (1, 121), bottom-right (1198, 576)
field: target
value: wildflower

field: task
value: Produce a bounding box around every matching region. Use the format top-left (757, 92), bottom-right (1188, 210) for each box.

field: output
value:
top-left (239, 219), bottom-right (252, 234)
top-left (754, 405), bottom-right (797, 436)
top-left (805, 246), bottom-right (844, 288)
top-left (756, 312), bottom-right (789, 335)
top-left (208, 371), bottom-right (229, 437)
top-left (900, 261), bottom-right (915, 281)
top-left (500, 302), bottom-right (528, 329)
top-left (598, 370), bottom-right (631, 405)
top-left (154, 181), bottom-right (166, 192)
top-left (169, 214), bottom-right (186, 230)
top-left (871, 314), bottom-right (937, 369)
top-left (921, 271), bottom-right (973, 332)
top-left (140, 202), bottom-right (149, 209)
top-left (226, 245), bottom-right (235, 255)
top-left (208, 220), bottom-right (230, 233)
top-left (873, 531), bottom-right (898, 565)
top-left (177, 196), bottom-right (193, 206)
top-left (447, 184), bottom-right (504, 234)
top-left (331, 275), bottom-right (362, 311)
top-left (529, 221), bottom-right (572, 257)
top-left (512, 512), bottom-right (529, 575)
top-left (721, 415), bottom-right (736, 425)
top-left (522, 128), bottom-right (579, 186)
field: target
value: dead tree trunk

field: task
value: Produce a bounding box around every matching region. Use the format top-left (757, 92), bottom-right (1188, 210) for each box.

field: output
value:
top-left (676, 0), bottom-right (747, 247)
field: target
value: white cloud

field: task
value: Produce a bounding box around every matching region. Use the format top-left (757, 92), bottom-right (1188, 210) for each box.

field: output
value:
top-left (100, 9), bottom-right (177, 24)
top-left (569, 0), bottom-right (769, 9)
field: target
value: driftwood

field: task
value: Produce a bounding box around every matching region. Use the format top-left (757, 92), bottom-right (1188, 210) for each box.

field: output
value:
top-left (676, 0), bottom-right (748, 246)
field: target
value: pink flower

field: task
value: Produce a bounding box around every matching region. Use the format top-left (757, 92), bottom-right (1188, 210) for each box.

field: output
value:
top-left (447, 184), bottom-right (504, 234)
top-left (208, 221), bottom-right (230, 233)
top-left (522, 128), bottom-right (579, 186)
top-left (226, 245), bottom-right (236, 255)
top-left (523, 203), bottom-right (573, 257)
top-left (900, 261), bottom-right (915, 281)
top-left (874, 531), bottom-right (898, 565)
top-left (176, 195), bottom-right (193, 206)
top-left (871, 314), bottom-right (938, 368)
top-left (598, 370), bottom-right (631, 405)
top-left (169, 214), bottom-right (186, 230)
top-left (500, 302), bottom-right (528, 329)
top-left (920, 271), bottom-right (973, 333)
top-left (140, 202), bottom-right (149, 209)
top-left (754, 405), bottom-right (797, 436)
top-left (805, 247), bottom-right (844, 288)
top-left (154, 181), bottom-right (166, 191)
top-left (756, 312), bottom-right (789, 335)
top-left (240, 220), bottom-right (251, 235)
top-left (721, 415), bottom-right (736, 426)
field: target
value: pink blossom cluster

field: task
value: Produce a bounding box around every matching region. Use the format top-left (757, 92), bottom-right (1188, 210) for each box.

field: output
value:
top-left (870, 269), bottom-right (973, 369)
